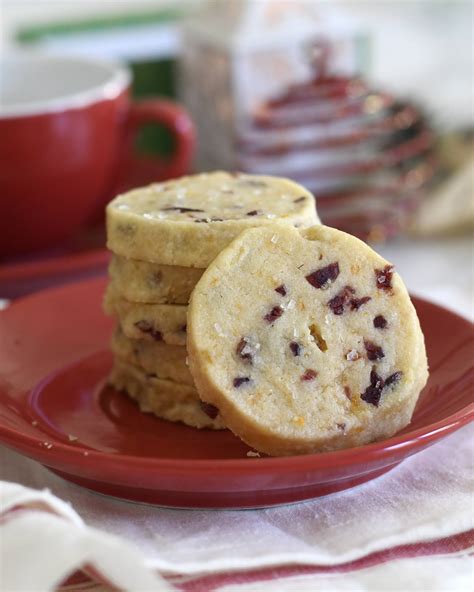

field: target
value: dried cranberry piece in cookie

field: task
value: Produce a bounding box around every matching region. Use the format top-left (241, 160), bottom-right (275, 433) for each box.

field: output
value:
top-left (370, 369), bottom-right (384, 388)
top-left (385, 371), bottom-right (403, 387)
top-left (289, 341), bottom-right (301, 356)
top-left (263, 305), bottom-right (284, 323)
top-left (200, 401), bottom-right (220, 419)
top-left (301, 369), bottom-right (318, 381)
top-left (236, 337), bottom-right (253, 363)
top-left (373, 315), bottom-right (388, 329)
top-left (150, 329), bottom-right (163, 341)
top-left (305, 262), bottom-right (339, 289)
top-left (361, 369), bottom-right (385, 406)
top-left (364, 340), bottom-right (385, 361)
top-left (375, 265), bottom-right (394, 291)
top-left (327, 286), bottom-right (355, 315)
top-left (274, 284), bottom-right (287, 296)
top-left (361, 385), bottom-right (383, 407)
top-left (134, 320), bottom-right (163, 341)
top-left (134, 319), bottom-right (152, 333)
top-left (350, 296), bottom-right (371, 310)
top-left (361, 369), bottom-right (403, 406)
top-left (233, 377), bottom-right (251, 388)
top-left (161, 206), bottom-right (205, 213)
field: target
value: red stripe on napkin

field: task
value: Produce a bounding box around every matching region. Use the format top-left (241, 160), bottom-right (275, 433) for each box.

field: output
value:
top-left (172, 529), bottom-right (474, 591)
top-left (57, 530), bottom-right (473, 591)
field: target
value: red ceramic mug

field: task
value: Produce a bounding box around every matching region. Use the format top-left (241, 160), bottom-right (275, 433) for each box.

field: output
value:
top-left (0, 54), bottom-right (195, 257)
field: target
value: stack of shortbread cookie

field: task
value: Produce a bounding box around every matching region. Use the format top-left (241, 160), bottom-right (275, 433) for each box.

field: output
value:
top-left (104, 171), bottom-right (320, 430)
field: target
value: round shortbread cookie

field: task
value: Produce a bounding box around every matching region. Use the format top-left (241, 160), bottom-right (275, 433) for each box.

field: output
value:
top-left (187, 224), bottom-right (428, 456)
top-left (104, 285), bottom-right (187, 346)
top-left (106, 171), bottom-right (319, 267)
top-left (111, 327), bottom-right (192, 386)
top-left (109, 255), bottom-right (204, 304)
top-left (109, 360), bottom-right (225, 430)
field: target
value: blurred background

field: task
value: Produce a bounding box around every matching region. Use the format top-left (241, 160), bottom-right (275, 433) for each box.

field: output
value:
top-left (0, 0), bottom-right (472, 311)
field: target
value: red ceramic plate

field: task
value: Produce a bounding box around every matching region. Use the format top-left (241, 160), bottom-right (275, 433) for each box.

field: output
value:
top-left (0, 277), bottom-right (472, 508)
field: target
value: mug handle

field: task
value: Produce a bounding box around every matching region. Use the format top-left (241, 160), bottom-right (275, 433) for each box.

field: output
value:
top-left (121, 99), bottom-right (195, 188)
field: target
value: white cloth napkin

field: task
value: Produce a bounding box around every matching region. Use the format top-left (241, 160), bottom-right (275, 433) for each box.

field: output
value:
top-left (1, 482), bottom-right (170, 591)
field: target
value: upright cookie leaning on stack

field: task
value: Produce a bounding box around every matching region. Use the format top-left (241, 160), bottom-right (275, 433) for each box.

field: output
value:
top-left (187, 224), bottom-right (429, 455)
top-left (104, 171), bottom-right (320, 430)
